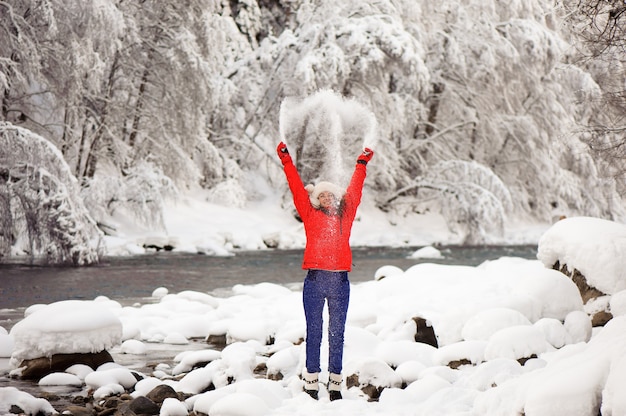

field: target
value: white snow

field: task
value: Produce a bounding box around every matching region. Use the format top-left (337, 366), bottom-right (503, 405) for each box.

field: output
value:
top-left (537, 216), bottom-right (626, 294)
top-left (100, 168), bottom-right (550, 258)
top-left (409, 245), bottom-right (443, 259)
top-left (120, 339), bottom-right (148, 354)
top-left (2, 216), bottom-right (626, 415)
top-left (161, 397), bottom-right (189, 416)
top-left (9, 300), bottom-right (122, 368)
top-left (0, 387), bottom-right (56, 415)
top-left (38, 372), bottom-right (83, 387)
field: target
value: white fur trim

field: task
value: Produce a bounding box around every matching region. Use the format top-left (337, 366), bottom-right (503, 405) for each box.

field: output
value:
top-left (308, 181), bottom-right (344, 208)
top-left (302, 370), bottom-right (319, 390)
top-left (328, 373), bottom-right (343, 391)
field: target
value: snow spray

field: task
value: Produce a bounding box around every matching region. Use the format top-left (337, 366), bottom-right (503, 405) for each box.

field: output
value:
top-left (279, 89), bottom-right (378, 186)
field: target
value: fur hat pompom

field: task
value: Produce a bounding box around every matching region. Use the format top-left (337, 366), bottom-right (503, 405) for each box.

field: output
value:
top-left (308, 181), bottom-right (344, 208)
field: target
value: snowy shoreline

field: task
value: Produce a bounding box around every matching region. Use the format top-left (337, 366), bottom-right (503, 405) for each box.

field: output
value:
top-left (101, 193), bottom-right (549, 258)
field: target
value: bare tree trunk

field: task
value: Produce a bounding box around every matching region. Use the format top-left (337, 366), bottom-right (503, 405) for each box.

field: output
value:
top-left (0, 181), bottom-right (14, 257)
top-left (1, 53), bottom-right (19, 121)
top-left (128, 68), bottom-right (149, 149)
top-left (80, 52), bottom-right (121, 179)
top-left (424, 82), bottom-right (445, 137)
top-left (82, 119), bottom-right (98, 179)
top-left (1, 87), bottom-right (9, 120)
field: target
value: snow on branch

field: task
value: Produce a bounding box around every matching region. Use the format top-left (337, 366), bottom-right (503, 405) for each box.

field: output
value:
top-left (0, 122), bottom-right (102, 265)
top-left (81, 161), bottom-right (177, 233)
top-left (289, 11), bottom-right (428, 95)
top-left (380, 160), bottom-right (513, 244)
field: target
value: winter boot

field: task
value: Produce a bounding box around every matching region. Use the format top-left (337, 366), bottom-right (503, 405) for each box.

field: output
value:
top-left (302, 370), bottom-right (319, 400)
top-left (328, 373), bottom-right (343, 401)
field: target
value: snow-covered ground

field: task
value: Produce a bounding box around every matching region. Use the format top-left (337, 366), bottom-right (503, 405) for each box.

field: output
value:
top-left (2, 214), bottom-right (626, 415)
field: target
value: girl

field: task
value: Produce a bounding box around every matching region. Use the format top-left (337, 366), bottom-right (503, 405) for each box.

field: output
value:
top-left (277, 141), bottom-right (374, 400)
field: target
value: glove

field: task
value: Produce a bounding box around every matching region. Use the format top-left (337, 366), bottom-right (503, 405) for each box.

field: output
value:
top-left (357, 148), bottom-right (374, 165)
top-left (277, 142), bottom-right (292, 165)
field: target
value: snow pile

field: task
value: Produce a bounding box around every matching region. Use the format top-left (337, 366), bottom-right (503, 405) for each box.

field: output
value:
top-left (0, 387), bottom-right (56, 416)
top-left (3, 217), bottom-right (626, 415)
top-left (9, 300), bottom-right (122, 368)
top-left (537, 216), bottom-right (626, 294)
top-left (408, 245), bottom-right (443, 259)
top-left (0, 327), bottom-right (14, 358)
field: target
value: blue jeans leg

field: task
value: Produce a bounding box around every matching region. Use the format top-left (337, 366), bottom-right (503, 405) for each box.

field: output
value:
top-left (303, 272), bottom-right (325, 373)
top-left (327, 274), bottom-right (350, 374)
top-left (303, 270), bottom-right (350, 375)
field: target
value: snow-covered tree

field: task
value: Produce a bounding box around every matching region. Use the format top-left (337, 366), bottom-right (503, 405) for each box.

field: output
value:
top-left (380, 160), bottom-right (513, 244)
top-left (0, 122), bottom-right (102, 265)
top-left (558, 0), bottom-right (626, 195)
top-left (227, 0), bottom-right (626, 238)
top-left (2, 0), bottom-right (625, 250)
top-left (0, 0), bottom-right (52, 123)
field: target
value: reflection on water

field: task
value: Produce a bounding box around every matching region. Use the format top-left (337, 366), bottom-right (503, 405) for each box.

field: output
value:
top-left (0, 245), bottom-right (537, 312)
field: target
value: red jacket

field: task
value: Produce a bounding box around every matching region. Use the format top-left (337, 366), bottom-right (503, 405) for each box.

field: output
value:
top-left (283, 160), bottom-right (367, 271)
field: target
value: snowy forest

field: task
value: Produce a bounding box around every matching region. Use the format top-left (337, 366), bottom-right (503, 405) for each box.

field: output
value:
top-left (1, 0), bottom-right (625, 264)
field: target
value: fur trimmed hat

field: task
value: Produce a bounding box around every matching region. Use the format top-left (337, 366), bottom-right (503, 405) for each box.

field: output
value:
top-left (306, 181), bottom-right (344, 208)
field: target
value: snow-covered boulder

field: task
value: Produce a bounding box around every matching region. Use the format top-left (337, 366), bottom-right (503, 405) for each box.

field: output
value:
top-left (346, 357), bottom-right (403, 400)
top-left (484, 325), bottom-right (551, 363)
top-left (0, 387), bottom-right (56, 416)
top-left (374, 265), bottom-right (404, 281)
top-left (408, 246), bottom-right (444, 259)
top-left (413, 317), bottom-right (439, 347)
top-left (9, 300), bottom-right (122, 379)
top-left (462, 308), bottom-right (531, 341)
top-left (538, 216), bottom-right (626, 326)
top-left (538, 217), bottom-right (626, 297)
top-left (433, 340), bottom-right (488, 368)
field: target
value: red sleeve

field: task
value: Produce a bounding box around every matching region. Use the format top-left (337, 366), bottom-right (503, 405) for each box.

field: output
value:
top-left (283, 160), bottom-right (312, 218)
top-left (343, 163), bottom-right (367, 218)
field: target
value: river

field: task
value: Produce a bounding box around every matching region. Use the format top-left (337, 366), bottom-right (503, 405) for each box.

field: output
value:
top-left (0, 245), bottom-right (537, 329)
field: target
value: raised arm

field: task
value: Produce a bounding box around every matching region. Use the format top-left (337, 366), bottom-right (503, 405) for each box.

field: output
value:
top-left (344, 148), bottom-right (374, 215)
top-left (277, 142), bottom-right (312, 216)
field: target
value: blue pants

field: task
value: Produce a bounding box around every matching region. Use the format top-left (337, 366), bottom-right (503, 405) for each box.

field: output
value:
top-left (303, 269), bottom-right (350, 374)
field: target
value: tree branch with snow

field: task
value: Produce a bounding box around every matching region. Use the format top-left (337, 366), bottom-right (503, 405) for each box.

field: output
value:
top-left (0, 122), bottom-right (102, 265)
top-left (379, 160), bottom-right (513, 244)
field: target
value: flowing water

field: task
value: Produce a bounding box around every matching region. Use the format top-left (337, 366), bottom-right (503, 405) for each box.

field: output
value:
top-left (0, 245), bottom-right (537, 327)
